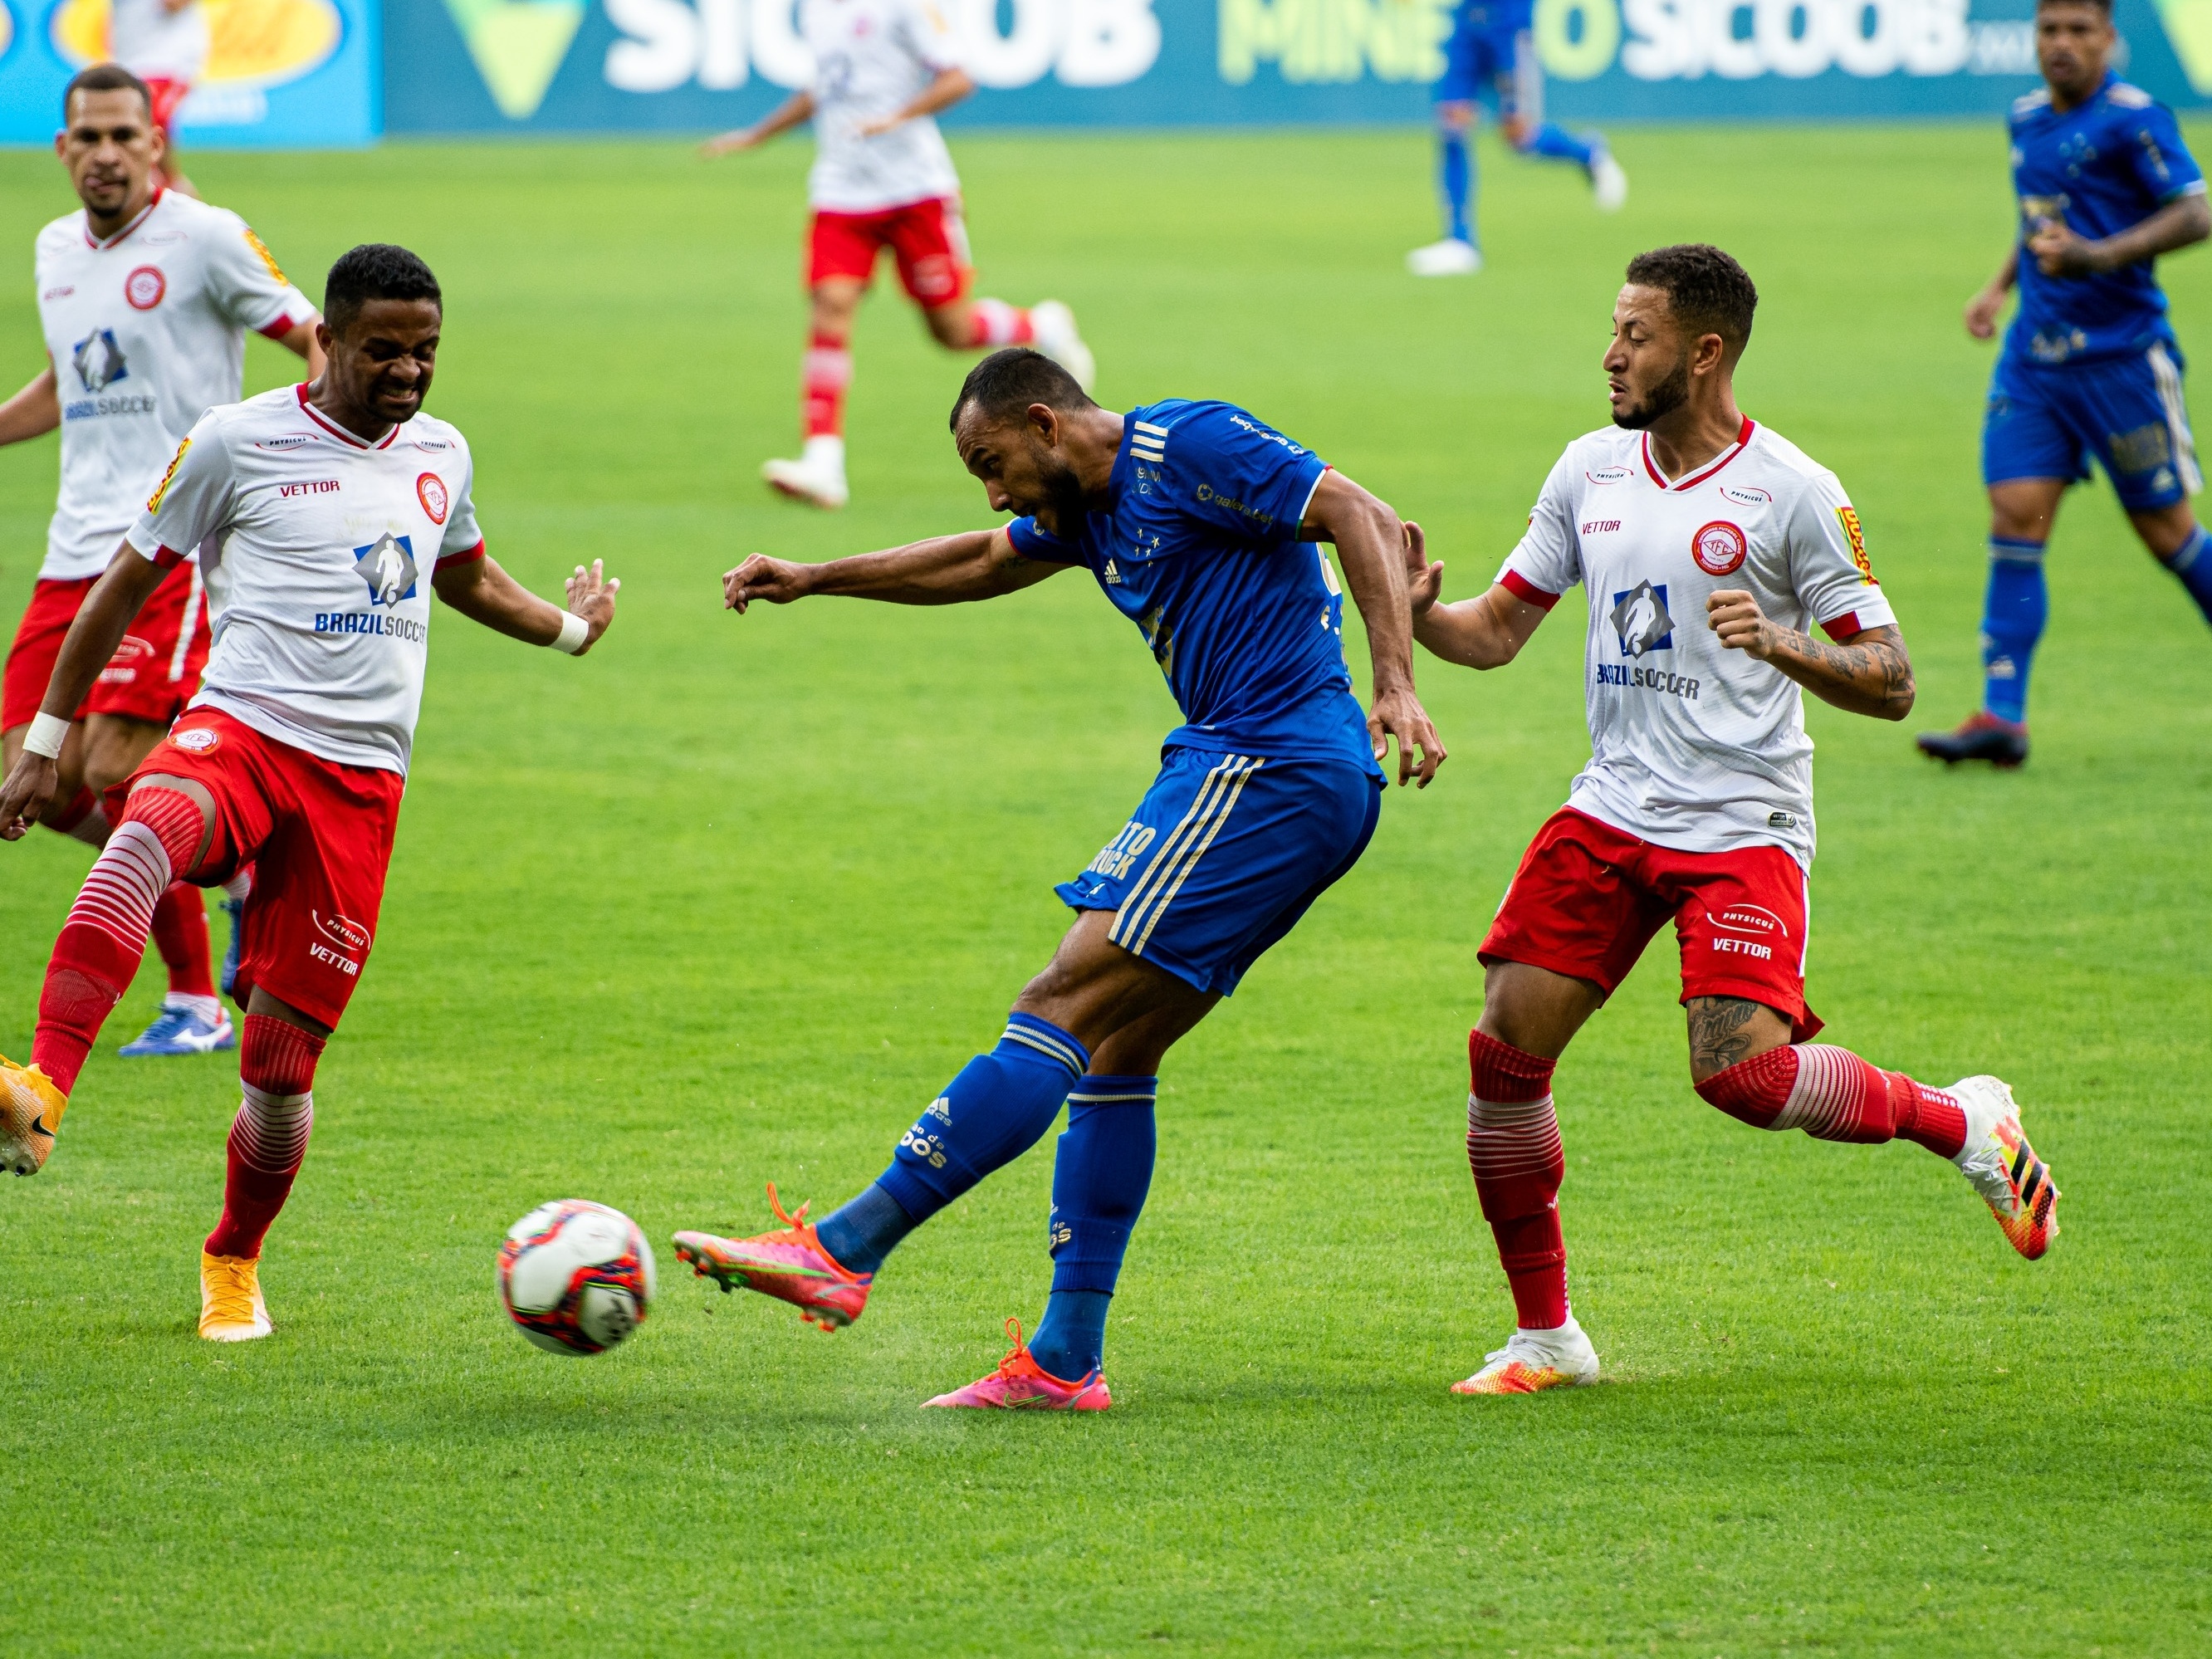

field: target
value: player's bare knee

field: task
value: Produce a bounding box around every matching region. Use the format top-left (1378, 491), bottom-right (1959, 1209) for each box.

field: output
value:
top-left (2130, 504), bottom-right (2199, 562)
top-left (1685, 996), bottom-right (1790, 1086)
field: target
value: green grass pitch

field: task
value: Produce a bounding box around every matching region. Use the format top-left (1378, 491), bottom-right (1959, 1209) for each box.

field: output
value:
top-left (2, 123), bottom-right (2210, 1656)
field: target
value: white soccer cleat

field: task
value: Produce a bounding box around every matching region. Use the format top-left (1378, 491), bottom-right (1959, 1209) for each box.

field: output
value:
top-left (761, 434), bottom-right (849, 510)
top-left (1451, 1314), bottom-right (1600, 1395)
top-left (1407, 238), bottom-right (1482, 277)
top-left (1029, 300), bottom-right (1095, 394)
top-left (199, 1251), bottom-right (274, 1342)
top-left (1948, 1074), bottom-right (2059, 1260)
top-left (1592, 151), bottom-right (1628, 213)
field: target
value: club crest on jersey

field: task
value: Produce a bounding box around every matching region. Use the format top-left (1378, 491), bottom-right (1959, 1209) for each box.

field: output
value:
top-left (417, 472), bottom-right (448, 525)
top-left (71, 328), bottom-right (126, 393)
top-left (169, 726), bottom-right (219, 754)
top-left (1691, 520), bottom-right (1748, 576)
top-left (1835, 507), bottom-right (1877, 583)
top-left (124, 266), bottom-right (165, 310)
top-left (355, 533), bottom-right (419, 607)
top-left (1609, 580), bottom-right (1673, 657)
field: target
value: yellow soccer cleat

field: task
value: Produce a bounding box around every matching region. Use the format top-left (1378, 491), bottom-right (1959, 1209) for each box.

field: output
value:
top-left (0, 1056), bottom-right (66, 1177)
top-left (199, 1251), bottom-right (273, 1342)
top-left (1451, 1317), bottom-right (1601, 1396)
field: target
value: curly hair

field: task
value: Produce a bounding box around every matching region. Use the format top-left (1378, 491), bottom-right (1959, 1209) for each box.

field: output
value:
top-left (1624, 244), bottom-right (1759, 357)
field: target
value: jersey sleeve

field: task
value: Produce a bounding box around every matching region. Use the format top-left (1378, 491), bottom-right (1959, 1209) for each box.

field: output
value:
top-left (203, 212), bottom-right (316, 336)
top-left (894, 0), bottom-right (966, 71)
top-left (1784, 472), bottom-right (1896, 639)
top-left (1006, 516), bottom-right (1084, 566)
top-left (1158, 404), bottom-right (1329, 550)
top-left (2126, 101), bottom-right (2205, 203)
top-left (126, 417), bottom-right (234, 569)
top-left (437, 449), bottom-right (484, 566)
top-left (1495, 450), bottom-right (1581, 606)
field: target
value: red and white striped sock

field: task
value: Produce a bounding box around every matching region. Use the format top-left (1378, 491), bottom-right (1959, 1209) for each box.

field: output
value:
top-left (1696, 1044), bottom-right (1966, 1157)
top-left (801, 330), bottom-right (851, 439)
top-left (204, 1014), bottom-right (325, 1260)
top-left (1467, 1029), bottom-right (1568, 1330)
top-left (968, 297), bottom-right (1035, 347)
top-left (32, 786), bottom-right (205, 1094)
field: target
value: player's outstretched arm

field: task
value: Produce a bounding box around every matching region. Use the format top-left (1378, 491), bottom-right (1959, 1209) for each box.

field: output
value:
top-left (1706, 590), bottom-right (1916, 721)
top-left (1402, 522), bottom-right (1551, 670)
top-left (0, 541), bottom-right (166, 839)
top-left (702, 92), bottom-right (815, 156)
top-left (722, 528), bottom-right (1067, 611)
top-left (432, 554), bottom-right (619, 656)
top-left (856, 69), bottom-right (976, 138)
top-left (0, 364), bottom-right (59, 447)
top-left (1303, 472), bottom-right (1445, 787)
top-left (2028, 193), bottom-right (2212, 278)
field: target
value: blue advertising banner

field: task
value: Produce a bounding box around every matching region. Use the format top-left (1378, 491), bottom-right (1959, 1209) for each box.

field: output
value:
top-left (0, 0), bottom-right (380, 146)
top-left (382, 0), bottom-right (2212, 133)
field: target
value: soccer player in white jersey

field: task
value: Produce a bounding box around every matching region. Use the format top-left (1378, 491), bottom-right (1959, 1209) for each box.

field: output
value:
top-left (702, 0), bottom-right (1094, 509)
top-left (109, 0), bottom-right (209, 198)
top-left (1406, 246), bottom-right (2060, 1396)
top-left (0, 244), bottom-right (620, 1343)
top-left (0, 65), bottom-right (323, 1056)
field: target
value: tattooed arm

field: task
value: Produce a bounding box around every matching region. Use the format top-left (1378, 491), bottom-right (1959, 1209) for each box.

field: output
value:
top-left (1705, 590), bottom-right (1916, 721)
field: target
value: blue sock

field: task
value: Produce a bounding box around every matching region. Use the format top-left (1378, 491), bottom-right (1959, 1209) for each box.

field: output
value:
top-left (1439, 130), bottom-right (1473, 244)
top-left (1030, 1074), bottom-right (1157, 1381)
top-left (2162, 522), bottom-right (2212, 625)
top-left (1981, 536), bottom-right (2048, 725)
top-left (1517, 122), bottom-right (1598, 169)
top-left (841, 1012), bottom-right (1089, 1270)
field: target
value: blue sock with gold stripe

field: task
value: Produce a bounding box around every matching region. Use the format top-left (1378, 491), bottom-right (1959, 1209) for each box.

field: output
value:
top-left (864, 1012), bottom-right (1089, 1251)
top-left (1031, 1074), bottom-right (1157, 1381)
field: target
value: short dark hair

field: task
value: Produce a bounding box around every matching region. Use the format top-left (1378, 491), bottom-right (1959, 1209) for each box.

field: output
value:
top-left (63, 64), bottom-right (152, 122)
top-left (324, 244), bottom-right (442, 338)
top-left (1624, 244), bottom-right (1759, 358)
top-left (2037, 0), bottom-right (2111, 13)
top-left (950, 348), bottom-right (1092, 433)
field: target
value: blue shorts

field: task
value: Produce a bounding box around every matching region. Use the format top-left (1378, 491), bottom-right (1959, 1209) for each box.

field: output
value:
top-left (1983, 341), bottom-right (2202, 511)
top-left (1435, 22), bottom-right (1540, 121)
top-left (1056, 745), bottom-right (1382, 997)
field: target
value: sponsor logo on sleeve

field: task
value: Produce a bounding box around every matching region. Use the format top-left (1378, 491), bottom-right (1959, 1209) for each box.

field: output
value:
top-left (417, 472), bottom-right (449, 525)
top-left (1691, 519), bottom-right (1748, 576)
top-left (1835, 506), bottom-right (1877, 583)
top-left (124, 266), bottom-right (166, 310)
top-left (146, 437), bottom-right (191, 512)
top-left (243, 228), bottom-right (288, 284)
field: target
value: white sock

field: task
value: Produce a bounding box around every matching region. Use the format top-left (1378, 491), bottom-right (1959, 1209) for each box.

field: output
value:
top-left (222, 869), bottom-right (252, 903)
top-left (164, 992), bottom-right (223, 1024)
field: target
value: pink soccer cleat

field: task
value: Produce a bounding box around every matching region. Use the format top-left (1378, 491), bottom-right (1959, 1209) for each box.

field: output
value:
top-left (922, 1318), bottom-right (1112, 1411)
top-left (671, 1182), bottom-right (874, 1331)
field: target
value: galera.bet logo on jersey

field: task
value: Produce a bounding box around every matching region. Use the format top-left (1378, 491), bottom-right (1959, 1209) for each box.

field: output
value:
top-left (355, 532), bottom-right (419, 607)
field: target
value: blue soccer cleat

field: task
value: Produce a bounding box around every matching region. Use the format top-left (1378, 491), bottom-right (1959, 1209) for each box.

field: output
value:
top-left (219, 895), bottom-right (245, 1000)
top-left (119, 1002), bottom-right (237, 1058)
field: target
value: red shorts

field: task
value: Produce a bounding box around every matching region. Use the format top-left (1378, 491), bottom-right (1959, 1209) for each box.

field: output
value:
top-left (114, 707), bottom-right (405, 1030)
top-left (142, 77), bottom-right (191, 139)
top-left (807, 197), bottom-right (971, 307)
top-left (2, 564), bottom-right (213, 732)
top-left (1481, 806), bottom-right (1823, 1041)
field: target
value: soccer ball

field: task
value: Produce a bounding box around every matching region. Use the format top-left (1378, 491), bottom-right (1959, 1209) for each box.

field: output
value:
top-left (497, 1199), bottom-right (656, 1356)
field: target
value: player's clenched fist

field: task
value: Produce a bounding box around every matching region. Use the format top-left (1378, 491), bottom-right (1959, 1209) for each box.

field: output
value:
top-left (1707, 589), bottom-right (1780, 658)
top-left (0, 751), bottom-right (60, 842)
top-left (722, 555), bottom-right (815, 613)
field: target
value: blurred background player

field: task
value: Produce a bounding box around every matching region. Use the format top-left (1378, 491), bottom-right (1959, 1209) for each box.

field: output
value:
top-left (1922, 0), bottom-right (2210, 767)
top-left (0, 65), bottom-right (321, 1057)
top-left (701, 0), bottom-right (1094, 508)
top-left (109, 2), bottom-right (208, 198)
top-left (673, 349), bottom-right (1444, 1408)
top-left (0, 245), bottom-right (619, 1343)
top-left (1407, 246), bottom-right (2058, 1394)
top-left (1407, 0), bottom-right (1627, 278)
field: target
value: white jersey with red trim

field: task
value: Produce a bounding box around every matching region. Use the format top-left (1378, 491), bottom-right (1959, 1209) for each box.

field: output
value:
top-left (1498, 418), bottom-right (1896, 867)
top-left (34, 189), bottom-right (313, 580)
top-left (125, 384), bottom-right (483, 775)
top-left (111, 0), bottom-right (211, 80)
top-left (803, 0), bottom-right (964, 213)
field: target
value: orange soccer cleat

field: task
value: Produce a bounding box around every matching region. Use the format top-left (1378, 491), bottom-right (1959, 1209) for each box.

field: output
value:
top-left (1949, 1075), bottom-right (2060, 1260)
top-left (1451, 1316), bottom-right (1601, 1396)
top-left (198, 1251), bottom-right (273, 1342)
top-left (922, 1318), bottom-right (1111, 1411)
top-left (671, 1183), bottom-right (874, 1331)
top-left (0, 1056), bottom-right (66, 1177)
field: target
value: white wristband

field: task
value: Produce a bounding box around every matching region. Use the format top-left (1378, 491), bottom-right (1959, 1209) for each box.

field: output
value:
top-left (550, 610), bottom-right (590, 655)
top-left (22, 712), bottom-right (70, 760)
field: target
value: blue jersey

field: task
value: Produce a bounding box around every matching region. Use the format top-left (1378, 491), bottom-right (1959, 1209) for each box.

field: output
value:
top-left (2006, 74), bottom-right (2205, 365)
top-left (1451, 0), bottom-right (1532, 42)
top-left (1006, 399), bottom-right (1377, 776)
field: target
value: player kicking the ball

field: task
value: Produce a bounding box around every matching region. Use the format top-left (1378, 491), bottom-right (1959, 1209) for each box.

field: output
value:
top-left (702, 0), bottom-right (1094, 509)
top-left (0, 244), bottom-right (619, 1343)
top-left (1407, 246), bottom-right (2058, 1396)
top-left (674, 348), bottom-right (1443, 1407)
top-left (2, 65), bottom-right (325, 1057)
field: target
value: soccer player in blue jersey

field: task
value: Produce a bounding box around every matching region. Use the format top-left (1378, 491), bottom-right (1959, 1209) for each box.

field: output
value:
top-left (673, 348), bottom-right (1444, 1408)
top-left (1919, 0), bottom-right (2212, 766)
top-left (1407, 0), bottom-right (1627, 277)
